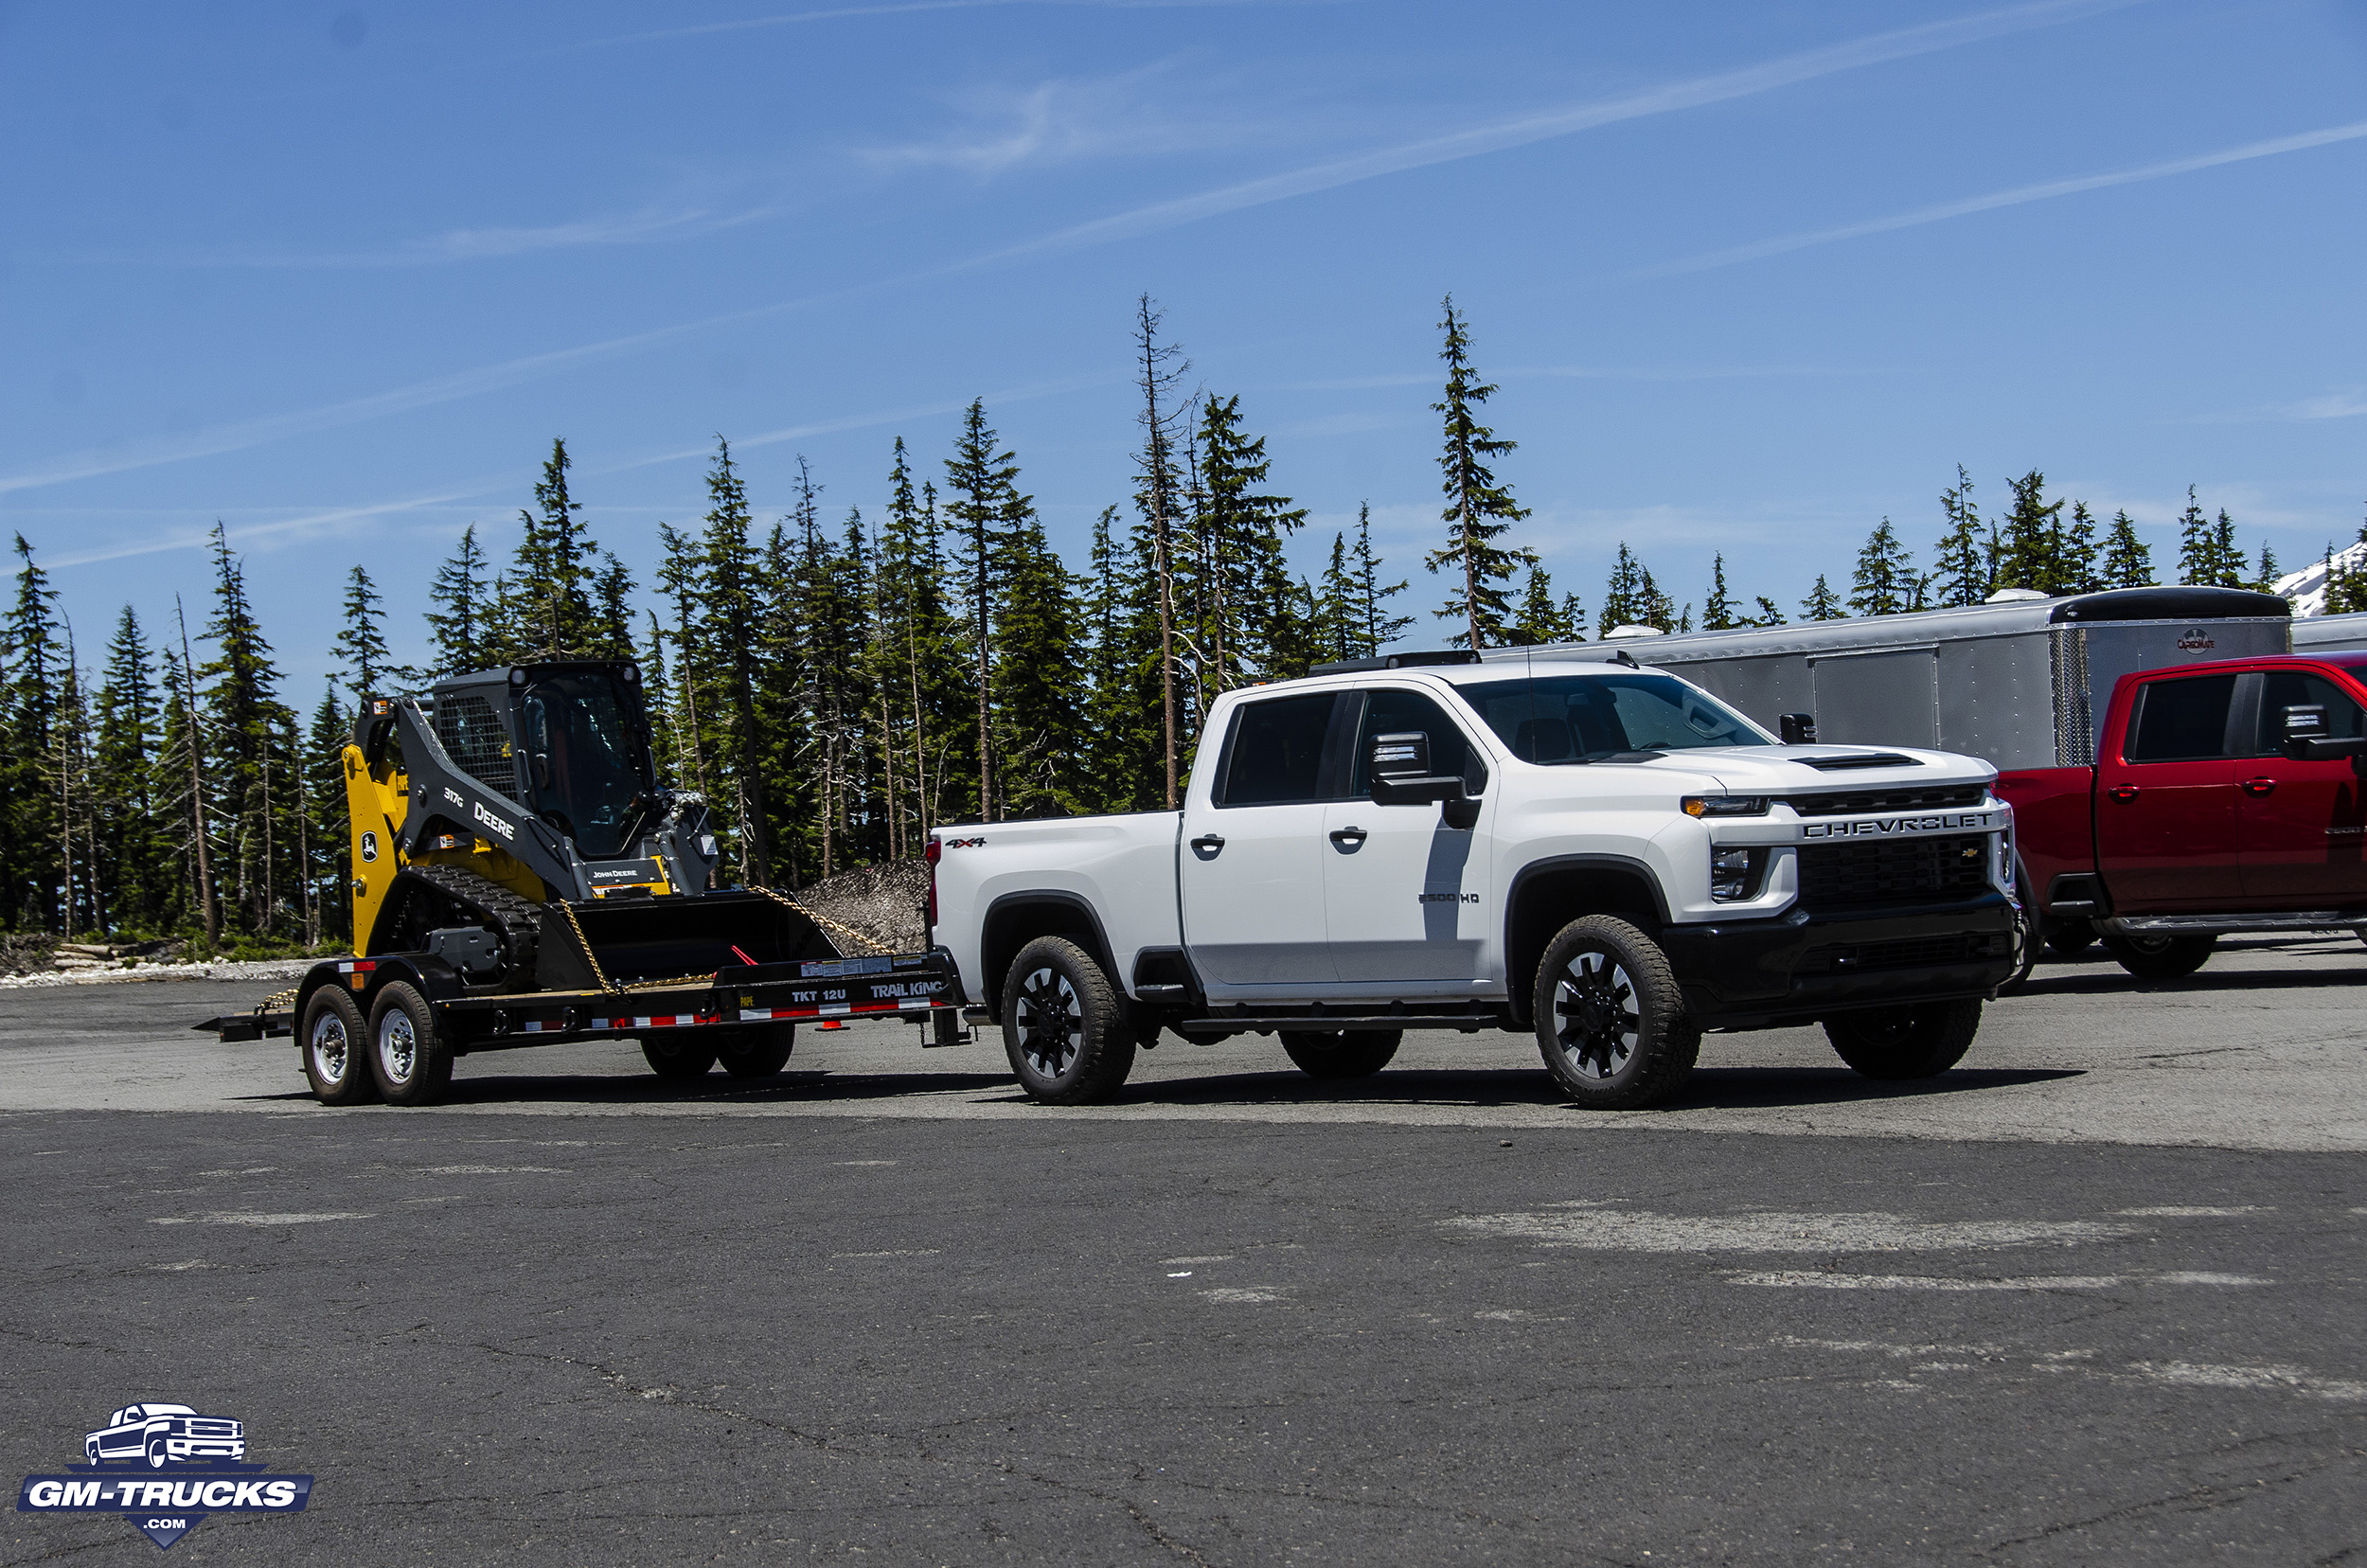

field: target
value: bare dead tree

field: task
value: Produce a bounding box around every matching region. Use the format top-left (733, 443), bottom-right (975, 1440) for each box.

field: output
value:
top-left (1131, 295), bottom-right (1191, 809)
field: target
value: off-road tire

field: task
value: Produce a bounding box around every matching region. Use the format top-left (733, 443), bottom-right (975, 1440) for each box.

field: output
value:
top-left (2104, 933), bottom-right (2216, 980)
top-left (1002, 936), bottom-right (1134, 1105)
top-left (642, 1035), bottom-right (718, 1080)
top-left (717, 1024), bottom-right (795, 1078)
top-left (2046, 919), bottom-right (2100, 957)
top-left (1534, 915), bottom-right (1700, 1110)
top-left (1278, 1029), bottom-right (1401, 1078)
top-left (366, 982), bottom-right (454, 1106)
top-left (299, 986), bottom-right (375, 1106)
top-left (1824, 997), bottom-right (1982, 1078)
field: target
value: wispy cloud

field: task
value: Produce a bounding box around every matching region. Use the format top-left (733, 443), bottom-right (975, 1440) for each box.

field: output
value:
top-left (45, 490), bottom-right (497, 569)
top-left (1645, 118), bottom-right (2367, 276)
top-left (2280, 388), bottom-right (2367, 421)
top-left (0, 0), bottom-right (2121, 499)
top-left (45, 203), bottom-right (778, 271)
top-left (861, 61), bottom-right (1283, 177)
top-left (587, 0), bottom-right (1345, 49)
top-left (971, 0), bottom-right (2145, 263)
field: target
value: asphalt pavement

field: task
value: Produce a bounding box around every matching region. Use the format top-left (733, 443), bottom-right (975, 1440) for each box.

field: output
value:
top-left (3, 936), bottom-right (2362, 1564)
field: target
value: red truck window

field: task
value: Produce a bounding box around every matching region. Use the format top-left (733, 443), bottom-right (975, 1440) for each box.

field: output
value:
top-left (2251, 670), bottom-right (2366, 754)
top-left (2125, 674), bottom-right (2237, 762)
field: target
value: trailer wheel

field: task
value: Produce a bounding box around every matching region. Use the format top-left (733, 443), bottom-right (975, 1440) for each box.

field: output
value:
top-left (365, 982), bottom-right (454, 1107)
top-left (2103, 933), bottom-right (2216, 979)
top-left (1278, 1029), bottom-right (1401, 1079)
top-left (1002, 936), bottom-right (1134, 1105)
top-left (717, 1024), bottom-right (795, 1078)
top-left (1824, 998), bottom-right (1981, 1078)
top-left (299, 987), bottom-right (376, 1106)
top-left (1534, 916), bottom-right (1700, 1110)
top-left (641, 1035), bottom-right (718, 1081)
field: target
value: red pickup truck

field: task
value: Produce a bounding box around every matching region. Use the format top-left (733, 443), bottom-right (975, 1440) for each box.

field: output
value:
top-left (2002, 651), bottom-right (2367, 977)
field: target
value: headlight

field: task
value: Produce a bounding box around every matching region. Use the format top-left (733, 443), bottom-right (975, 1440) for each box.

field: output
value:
top-left (1711, 846), bottom-right (1758, 901)
top-left (1683, 795), bottom-right (1770, 817)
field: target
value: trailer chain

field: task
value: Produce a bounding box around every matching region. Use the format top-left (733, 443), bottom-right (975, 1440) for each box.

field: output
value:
top-left (749, 884), bottom-right (894, 955)
top-left (264, 987), bottom-right (299, 1011)
top-left (556, 899), bottom-right (623, 993)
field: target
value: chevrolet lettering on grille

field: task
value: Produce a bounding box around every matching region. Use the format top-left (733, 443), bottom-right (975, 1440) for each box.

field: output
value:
top-left (1800, 810), bottom-right (2001, 839)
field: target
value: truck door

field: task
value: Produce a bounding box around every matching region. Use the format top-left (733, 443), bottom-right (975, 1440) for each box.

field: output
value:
top-left (2238, 668), bottom-right (2367, 902)
top-left (1178, 691), bottom-right (1354, 993)
top-left (1321, 687), bottom-right (1493, 986)
top-left (2095, 671), bottom-right (2242, 910)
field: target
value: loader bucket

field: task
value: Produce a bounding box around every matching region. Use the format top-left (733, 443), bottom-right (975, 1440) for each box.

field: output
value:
top-left (534, 890), bottom-right (845, 990)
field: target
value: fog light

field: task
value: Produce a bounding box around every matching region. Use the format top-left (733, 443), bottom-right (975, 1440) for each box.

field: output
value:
top-left (1711, 847), bottom-right (1754, 901)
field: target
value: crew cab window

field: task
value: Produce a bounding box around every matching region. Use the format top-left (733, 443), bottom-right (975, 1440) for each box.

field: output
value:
top-left (1216, 693), bottom-right (1341, 806)
top-left (2124, 673), bottom-right (2237, 762)
top-left (1352, 689), bottom-right (1488, 796)
top-left (2254, 670), bottom-right (2367, 754)
top-left (1457, 671), bottom-right (1767, 762)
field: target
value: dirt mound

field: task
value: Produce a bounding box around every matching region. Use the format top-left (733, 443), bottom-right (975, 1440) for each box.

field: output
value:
top-left (793, 859), bottom-right (930, 955)
top-left (0, 934), bottom-right (55, 979)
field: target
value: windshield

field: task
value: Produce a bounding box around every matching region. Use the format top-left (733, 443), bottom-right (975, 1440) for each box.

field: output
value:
top-left (523, 673), bottom-right (650, 858)
top-left (1456, 672), bottom-right (1771, 762)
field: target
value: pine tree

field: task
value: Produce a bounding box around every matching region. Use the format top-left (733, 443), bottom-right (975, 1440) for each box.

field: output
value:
top-left (1749, 596), bottom-right (1789, 627)
top-left (1994, 470), bottom-right (2066, 595)
top-left (990, 511), bottom-right (1084, 819)
top-left (877, 439), bottom-right (972, 842)
top-left (157, 596), bottom-right (218, 942)
top-left (944, 401), bottom-right (1028, 823)
top-left (5, 534), bottom-right (63, 929)
top-left (304, 685), bottom-right (349, 947)
top-left (2175, 487), bottom-right (2216, 585)
top-left (1801, 574), bottom-right (1844, 621)
top-left (92, 606), bottom-right (165, 933)
top-left (1931, 467), bottom-right (1990, 607)
top-left (1599, 543), bottom-right (1649, 635)
top-left (592, 555), bottom-right (637, 659)
top-left (334, 565), bottom-right (397, 704)
top-left (197, 524), bottom-right (294, 936)
top-left (2056, 502), bottom-right (2102, 595)
top-left (1424, 296), bottom-right (1533, 650)
top-left (1702, 554), bottom-right (1740, 631)
top-left (1130, 295), bottom-right (1192, 809)
top-left (690, 438), bottom-right (774, 883)
top-left (2255, 542), bottom-right (2282, 593)
top-left (2100, 509), bottom-right (2154, 588)
top-left (1849, 519), bottom-right (1920, 616)
top-left (1348, 502), bottom-right (1413, 654)
top-left (1512, 561), bottom-right (1572, 644)
top-left (491, 437), bottom-right (602, 659)
top-left (1193, 392), bottom-right (1308, 690)
top-left (1315, 534), bottom-right (1357, 664)
top-left (424, 524), bottom-right (490, 676)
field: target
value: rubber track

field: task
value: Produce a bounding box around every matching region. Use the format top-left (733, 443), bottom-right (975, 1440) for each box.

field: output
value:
top-left (394, 864), bottom-right (543, 985)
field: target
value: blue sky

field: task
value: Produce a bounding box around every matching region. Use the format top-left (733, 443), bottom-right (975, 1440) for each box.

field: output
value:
top-left (5, 0), bottom-right (2363, 691)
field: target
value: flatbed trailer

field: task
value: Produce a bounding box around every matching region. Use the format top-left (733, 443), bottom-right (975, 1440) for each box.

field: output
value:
top-left (202, 946), bottom-right (967, 1053)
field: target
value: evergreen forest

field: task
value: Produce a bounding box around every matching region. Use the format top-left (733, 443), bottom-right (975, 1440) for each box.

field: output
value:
top-left (2, 296), bottom-right (2340, 952)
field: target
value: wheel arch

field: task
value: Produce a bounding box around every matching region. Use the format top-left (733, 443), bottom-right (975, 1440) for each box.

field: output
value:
top-left (1504, 855), bottom-right (1673, 1027)
top-left (979, 892), bottom-right (1120, 1016)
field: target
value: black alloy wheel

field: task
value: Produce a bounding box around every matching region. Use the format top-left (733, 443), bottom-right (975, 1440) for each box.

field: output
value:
top-left (1534, 915), bottom-right (1700, 1110)
top-left (1278, 1029), bottom-right (1402, 1079)
top-left (2103, 932), bottom-right (2216, 980)
top-left (1002, 935), bottom-right (1134, 1105)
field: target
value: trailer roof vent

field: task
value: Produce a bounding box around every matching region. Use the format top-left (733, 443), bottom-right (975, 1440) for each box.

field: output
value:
top-left (1984, 587), bottom-right (2051, 603)
top-left (1602, 624), bottom-right (1667, 640)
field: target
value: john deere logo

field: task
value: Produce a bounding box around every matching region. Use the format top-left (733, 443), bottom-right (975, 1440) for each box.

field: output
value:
top-left (16, 1402), bottom-right (312, 1551)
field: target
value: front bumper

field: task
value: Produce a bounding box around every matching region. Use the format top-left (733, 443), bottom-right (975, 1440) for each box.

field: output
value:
top-left (166, 1439), bottom-right (245, 1460)
top-left (1658, 893), bottom-right (2017, 1027)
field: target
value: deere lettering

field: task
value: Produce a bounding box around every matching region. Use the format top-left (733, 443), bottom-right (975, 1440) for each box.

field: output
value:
top-left (1800, 811), bottom-right (1999, 839)
top-left (472, 801), bottom-right (517, 841)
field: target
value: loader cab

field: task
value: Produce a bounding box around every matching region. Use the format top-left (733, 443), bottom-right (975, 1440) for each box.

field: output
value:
top-left (431, 661), bottom-right (659, 862)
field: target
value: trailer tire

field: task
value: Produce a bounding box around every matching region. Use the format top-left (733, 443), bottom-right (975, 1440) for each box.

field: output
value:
top-left (366, 982), bottom-right (454, 1106)
top-left (1534, 916), bottom-right (1700, 1110)
top-left (1002, 936), bottom-right (1134, 1105)
top-left (299, 987), bottom-right (376, 1106)
top-left (641, 1035), bottom-right (718, 1080)
top-left (717, 1024), bottom-right (795, 1078)
top-left (2103, 933), bottom-right (2216, 979)
top-left (1279, 1029), bottom-right (1401, 1078)
top-left (1824, 998), bottom-right (1981, 1079)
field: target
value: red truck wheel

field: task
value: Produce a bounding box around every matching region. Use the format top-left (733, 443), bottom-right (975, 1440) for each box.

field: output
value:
top-left (2103, 934), bottom-right (2215, 979)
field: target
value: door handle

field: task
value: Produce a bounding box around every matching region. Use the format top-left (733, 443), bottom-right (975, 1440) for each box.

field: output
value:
top-left (2242, 776), bottom-right (2277, 796)
top-left (1189, 834), bottom-right (1225, 856)
top-left (2107, 784), bottom-right (2140, 802)
top-left (1328, 827), bottom-right (1367, 846)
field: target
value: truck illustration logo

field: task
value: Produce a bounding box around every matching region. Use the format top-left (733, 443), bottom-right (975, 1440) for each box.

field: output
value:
top-left (17, 1403), bottom-right (312, 1551)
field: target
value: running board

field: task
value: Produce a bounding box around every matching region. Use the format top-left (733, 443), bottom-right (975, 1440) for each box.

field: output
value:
top-left (1177, 1013), bottom-right (1504, 1035)
top-left (2099, 912), bottom-right (2367, 936)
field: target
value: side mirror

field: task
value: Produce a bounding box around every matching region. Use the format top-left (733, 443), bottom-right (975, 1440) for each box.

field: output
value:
top-left (1780, 713), bottom-right (1818, 745)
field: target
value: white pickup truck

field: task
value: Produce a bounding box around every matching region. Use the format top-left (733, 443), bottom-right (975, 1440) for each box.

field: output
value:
top-left (928, 649), bottom-right (2020, 1109)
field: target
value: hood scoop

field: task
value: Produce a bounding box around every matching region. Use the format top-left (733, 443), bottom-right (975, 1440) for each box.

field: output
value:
top-left (1793, 752), bottom-right (1921, 772)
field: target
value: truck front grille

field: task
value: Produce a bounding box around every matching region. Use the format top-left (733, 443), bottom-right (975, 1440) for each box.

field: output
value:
top-left (1786, 784), bottom-right (1987, 817)
top-left (1798, 834), bottom-right (1990, 908)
